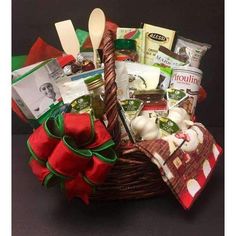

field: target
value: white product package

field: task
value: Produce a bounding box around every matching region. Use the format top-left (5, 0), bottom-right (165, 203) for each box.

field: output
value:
top-left (116, 61), bottom-right (160, 97)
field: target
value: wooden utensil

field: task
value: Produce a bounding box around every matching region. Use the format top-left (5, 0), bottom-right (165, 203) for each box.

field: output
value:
top-left (88, 8), bottom-right (106, 68)
top-left (55, 19), bottom-right (80, 58)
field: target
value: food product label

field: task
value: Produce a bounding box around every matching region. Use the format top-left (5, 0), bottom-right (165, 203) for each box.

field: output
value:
top-left (170, 67), bottom-right (202, 116)
top-left (166, 88), bottom-right (189, 109)
top-left (153, 50), bottom-right (186, 68)
top-left (119, 99), bottom-right (144, 122)
top-left (159, 117), bottom-right (180, 136)
top-left (70, 95), bottom-right (92, 114)
top-left (117, 28), bottom-right (145, 63)
top-left (143, 23), bottom-right (176, 65)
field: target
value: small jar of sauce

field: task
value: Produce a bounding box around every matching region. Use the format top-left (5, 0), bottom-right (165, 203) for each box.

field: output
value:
top-left (114, 39), bottom-right (138, 62)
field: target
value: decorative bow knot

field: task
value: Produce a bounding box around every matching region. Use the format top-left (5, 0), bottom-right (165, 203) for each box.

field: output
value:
top-left (27, 113), bottom-right (117, 204)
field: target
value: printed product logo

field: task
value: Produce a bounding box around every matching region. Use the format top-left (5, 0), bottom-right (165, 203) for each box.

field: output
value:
top-left (172, 74), bottom-right (201, 86)
top-left (148, 33), bottom-right (168, 43)
top-left (167, 89), bottom-right (187, 100)
top-left (159, 117), bottom-right (180, 135)
top-left (71, 95), bottom-right (91, 112)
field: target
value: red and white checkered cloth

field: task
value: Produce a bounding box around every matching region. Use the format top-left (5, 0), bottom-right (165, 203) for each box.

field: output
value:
top-left (136, 123), bottom-right (222, 210)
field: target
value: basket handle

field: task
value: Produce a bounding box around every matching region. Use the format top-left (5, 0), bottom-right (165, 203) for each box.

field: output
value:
top-left (103, 30), bottom-right (121, 148)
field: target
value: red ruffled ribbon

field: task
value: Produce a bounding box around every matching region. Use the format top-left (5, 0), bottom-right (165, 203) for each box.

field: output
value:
top-left (27, 113), bottom-right (117, 204)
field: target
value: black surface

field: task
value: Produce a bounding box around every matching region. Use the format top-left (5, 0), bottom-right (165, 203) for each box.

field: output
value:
top-left (12, 128), bottom-right (224, 236)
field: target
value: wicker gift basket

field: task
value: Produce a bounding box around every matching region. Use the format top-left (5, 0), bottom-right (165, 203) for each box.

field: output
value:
top-left (91, 30), bottom-right (169, 201)
top-left (13, 26), bottom-right (222, 209)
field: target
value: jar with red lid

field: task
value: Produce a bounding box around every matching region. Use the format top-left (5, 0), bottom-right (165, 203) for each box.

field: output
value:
top-left (114, 39), bottom-right (138, 62)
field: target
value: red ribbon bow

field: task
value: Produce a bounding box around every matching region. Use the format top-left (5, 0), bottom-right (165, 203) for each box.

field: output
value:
top-left (27, 113), bottom-right (117, 204)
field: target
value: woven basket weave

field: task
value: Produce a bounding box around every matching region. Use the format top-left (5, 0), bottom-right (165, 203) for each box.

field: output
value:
top-left (91, 31), bottom-right (168, 200)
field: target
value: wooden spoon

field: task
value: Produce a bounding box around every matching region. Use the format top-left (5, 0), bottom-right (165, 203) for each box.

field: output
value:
top-left (88, 8), bottom-right (106, 68)
top-left (55, 19), bottom-right (80, 58)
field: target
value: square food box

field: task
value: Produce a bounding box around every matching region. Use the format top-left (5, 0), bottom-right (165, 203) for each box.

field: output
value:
top-left (12, 59), bottom-right (65, 128)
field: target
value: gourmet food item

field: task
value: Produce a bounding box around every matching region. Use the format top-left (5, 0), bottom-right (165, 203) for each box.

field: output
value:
top-left (57, 54), bottom-right (76, 68)
top-left (140, 99), bottom-right (168, 123)
top-left (167, 107), bottom-right (193, 131)
top-left (116, 28), bottom-right (145, 63)
top-left (131, 116), bottom-right (160, 141)
top-left (57, 54), bottom-right (82, 75)
top-left (84, 74), bottom-right (105, 119)
top-left (166, 88), bottom-right (189, 110)
top-left (12, 59), bottom-right (63, 127)
top-left (57, 53), bottom-right (95, 75)
top-left (114, 39), bottom-right (139, 62)
top-left (56, 67), bottom-right (104, 104)
top-left (174, 36), bottom-right (211, 68)
top-left (170, 66), bottom-right (203, 116)
top-left (117, 99), bottom-right (144, 143)
top-left (63, 65), bottom-right (73, 75)
top-left (143, 23), bottom-right (176, 65)
top-left (70, 68), bottom-right (104, 81)
top-left (116, 61), bottom-right (160, 96)
top-left (81, 58), bottom-right (96, 72)
top-left (119, 99), bottom-right (144, 123)
top-left (153, 46), bottom-right (187, 68)
top-left (70, 95), bottom-right (92, 114)
top-left (159, 117), bottom-right (180, 137)
top-left (133, 89), bottom-right (167, 122)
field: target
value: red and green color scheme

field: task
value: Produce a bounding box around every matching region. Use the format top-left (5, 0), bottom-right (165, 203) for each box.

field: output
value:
top-left (124, 29), bottom-right (141, 40)
top-left (27, 113), bottom-right (117, 204)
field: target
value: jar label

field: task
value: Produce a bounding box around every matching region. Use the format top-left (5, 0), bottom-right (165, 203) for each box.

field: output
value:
top-left (71, 95), bottom-right (91, 113)
top-left (116, 54), bottom-right (135, 62)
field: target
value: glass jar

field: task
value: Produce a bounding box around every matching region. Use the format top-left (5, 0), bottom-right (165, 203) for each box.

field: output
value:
top-left (114, 39), bottom-right (139, 62)
top-left (84, 74), bottom-right (105, 119)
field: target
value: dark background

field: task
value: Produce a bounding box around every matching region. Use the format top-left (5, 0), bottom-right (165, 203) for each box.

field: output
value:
top-left (12, 0), bottom-right (224, 235)
top-left (12, 0), bottom-right (224, 133)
